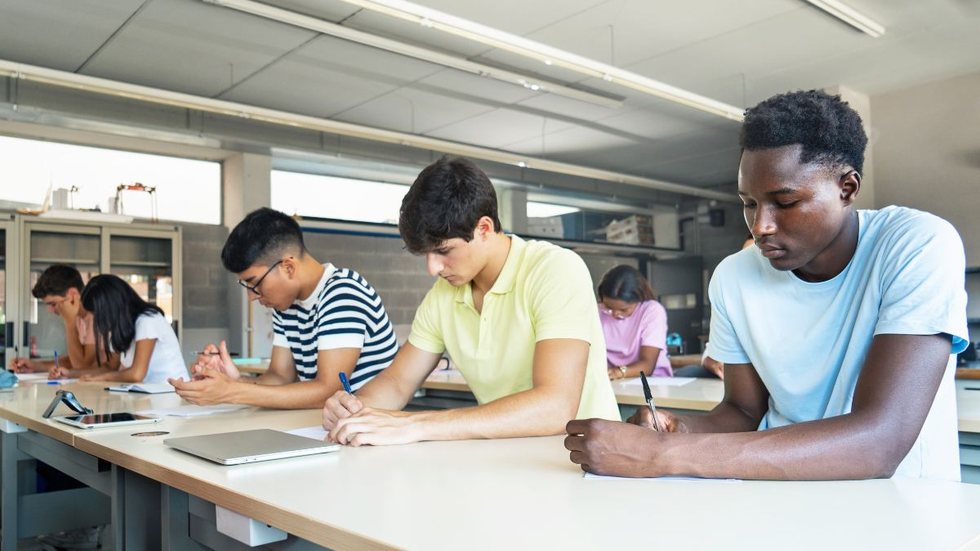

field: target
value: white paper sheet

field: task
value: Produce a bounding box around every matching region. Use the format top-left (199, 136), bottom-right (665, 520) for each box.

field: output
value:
top-left (584, 472), bottom-right (740, 483)
top-left (286, 426), bottom-right (329, 442)
top-left (622, 376), bottom-right (696, 387)
top-left (137, 404), bottom-right (248, 417)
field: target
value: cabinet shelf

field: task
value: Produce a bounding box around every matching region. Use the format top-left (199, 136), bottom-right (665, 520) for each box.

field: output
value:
top-left (110, 261), bottom-right (172, 268)
top-left (31, 257), bottom-right (100, 265)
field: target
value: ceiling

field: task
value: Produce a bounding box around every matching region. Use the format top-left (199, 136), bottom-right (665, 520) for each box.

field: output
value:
top-left (1, 0), bottom-right (979, 193)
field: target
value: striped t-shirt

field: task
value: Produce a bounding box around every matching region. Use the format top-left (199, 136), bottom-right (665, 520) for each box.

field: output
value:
top-left (271, 264), bottom-right (396, 389)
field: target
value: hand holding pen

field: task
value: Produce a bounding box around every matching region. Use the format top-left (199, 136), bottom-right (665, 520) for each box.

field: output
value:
top-left (639, 372), bottom-right (666, 432)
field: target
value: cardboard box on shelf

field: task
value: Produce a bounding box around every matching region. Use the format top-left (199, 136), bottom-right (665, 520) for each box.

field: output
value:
top-left (605, 214), bottom-right (654, 245)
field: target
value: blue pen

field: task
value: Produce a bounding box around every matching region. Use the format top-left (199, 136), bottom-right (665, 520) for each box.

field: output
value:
top-left (338, 372), bottom-right (353, 394)
top-left (54, 351), bottom-right (58, 369)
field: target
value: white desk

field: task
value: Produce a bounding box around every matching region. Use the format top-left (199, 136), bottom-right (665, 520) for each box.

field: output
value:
top-left (421, 370), bottom-right (725, 411)
top-left (957, 379), bottom-right (980, 483)
top-left (6, 381), bottom-right (980, 550)
top-left (74, 429), bottom-right (980, 551)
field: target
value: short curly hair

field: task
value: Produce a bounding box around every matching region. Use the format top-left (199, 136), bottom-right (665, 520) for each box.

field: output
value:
top-left (739, 90), bottom-right (867, 174)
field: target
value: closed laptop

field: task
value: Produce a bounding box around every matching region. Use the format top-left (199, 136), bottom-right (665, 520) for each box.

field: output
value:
top-left (164, 429), bottom-right (340, 465)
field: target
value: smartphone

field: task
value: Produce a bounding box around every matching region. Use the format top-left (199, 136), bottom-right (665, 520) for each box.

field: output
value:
top-left (53, 412), bottom-right (162, 429)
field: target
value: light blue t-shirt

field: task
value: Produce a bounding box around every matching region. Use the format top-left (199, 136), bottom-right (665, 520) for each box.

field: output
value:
top-left (707, 206), bottom-right (968, 480)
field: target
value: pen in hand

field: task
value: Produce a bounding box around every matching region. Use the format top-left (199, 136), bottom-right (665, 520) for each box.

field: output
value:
top-left (639, 371), bottom-right (665, 432)
top-left (338, 372), bottom-right (353, 394)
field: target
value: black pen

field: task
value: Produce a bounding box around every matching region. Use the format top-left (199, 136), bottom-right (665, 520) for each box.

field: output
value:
top-left (639, 371), bottom-right (665, 432)
top-left (965, 387), bottom-right (980, 391)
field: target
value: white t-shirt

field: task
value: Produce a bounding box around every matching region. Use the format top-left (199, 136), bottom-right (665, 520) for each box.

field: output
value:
top-left (707, 206), bottom-right (968, 481)
top-left (119, 312), bottom-right (187, 383)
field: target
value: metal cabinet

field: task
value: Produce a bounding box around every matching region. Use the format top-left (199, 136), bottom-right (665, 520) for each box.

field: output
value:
top-left (8, 215), bottom-right (181, 361)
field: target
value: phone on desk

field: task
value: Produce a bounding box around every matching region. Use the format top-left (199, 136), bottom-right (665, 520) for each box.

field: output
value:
top-left (54, 412), bottom-right (162, 429)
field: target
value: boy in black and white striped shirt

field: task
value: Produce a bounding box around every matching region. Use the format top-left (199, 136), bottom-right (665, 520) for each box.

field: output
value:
top-left (171, 208), bottom-right (395, 409)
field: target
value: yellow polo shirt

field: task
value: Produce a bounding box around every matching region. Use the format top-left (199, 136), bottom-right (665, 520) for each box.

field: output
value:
top-left (409, 235), bottom-right (619, 420)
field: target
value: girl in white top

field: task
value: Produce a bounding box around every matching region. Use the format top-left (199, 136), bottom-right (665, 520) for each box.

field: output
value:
top-left (69, 274), bottom-right (187, 384)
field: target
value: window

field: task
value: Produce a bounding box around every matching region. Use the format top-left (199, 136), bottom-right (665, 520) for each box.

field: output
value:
top-left (0, 136), bottom-right (221, 224)
top-left (271, 170), bottom-right (408, 224)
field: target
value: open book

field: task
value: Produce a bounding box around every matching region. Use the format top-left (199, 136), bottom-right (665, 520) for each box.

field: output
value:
top-left (106, 383), bottom-right (175, 394)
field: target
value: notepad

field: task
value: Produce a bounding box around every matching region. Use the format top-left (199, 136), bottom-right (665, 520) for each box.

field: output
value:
top-left (622, 376), bottom-right (696, 387)
top-left (137, 404), bottom-right (248, 417)
top-left (584, 472), bottom-right (740, 483)
top-left (107, 383), bottom-right (175, 394)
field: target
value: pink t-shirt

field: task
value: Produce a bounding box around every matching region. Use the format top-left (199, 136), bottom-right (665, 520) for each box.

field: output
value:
top-left (598, 300), bottom-right (673, 377)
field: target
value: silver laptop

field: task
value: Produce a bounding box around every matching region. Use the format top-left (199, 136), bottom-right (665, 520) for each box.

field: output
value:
top-left (164, 429), bottom-right (341, 465)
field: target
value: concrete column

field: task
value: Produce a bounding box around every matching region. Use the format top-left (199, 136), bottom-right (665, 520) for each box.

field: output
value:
top-left (222, 152), bottom-right (272, 356)
top-left (497, 188), bottom-right (528, 234)
top-left (826, 85), bottom-right (875, 210)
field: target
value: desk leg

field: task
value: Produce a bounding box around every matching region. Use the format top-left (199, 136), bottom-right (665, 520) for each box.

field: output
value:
top-left (1, 431), bottom-right (19, 551)
top-left (109, 465), bottom-right (125, 550)
top-left (162, 486), bottom-right (206, 551)
top-left (110, 466), bottom-right (162, 550)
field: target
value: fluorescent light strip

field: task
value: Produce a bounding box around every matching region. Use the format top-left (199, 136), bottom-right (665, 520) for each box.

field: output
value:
top-left (333, 0), bottom-right (745, 121)
top-left (804, 0), bottom-right (885, 38)
top-left (202, 0), bottom-right (621, 109)
top-left (0, 59), bottom-right (736, 202)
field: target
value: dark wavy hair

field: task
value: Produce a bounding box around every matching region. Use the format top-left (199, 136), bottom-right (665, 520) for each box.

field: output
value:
top-left (399, 156), bottom-right (502, 254)
top-left (597, 265), bottom-right (656, 304)
top-left (32, 264), bottom-right (84, 298)
top-left (81, 274), bottom-right (164, 365)
top-left (740, 90), bottom-right (867, 174)
top-left (221, 207), bottom-right (306, 273)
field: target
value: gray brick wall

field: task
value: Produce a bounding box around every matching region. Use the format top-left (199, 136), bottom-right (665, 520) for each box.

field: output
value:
top-left (180, 223), bottom-right (232, 329)
top-left (302, 232), bottom-right (431, 326)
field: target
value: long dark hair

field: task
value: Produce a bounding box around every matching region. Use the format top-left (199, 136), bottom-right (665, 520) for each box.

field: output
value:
top-left (597, 265), bottom-right (656, 303)
top-left (81, 274), bottom-right (164, 364)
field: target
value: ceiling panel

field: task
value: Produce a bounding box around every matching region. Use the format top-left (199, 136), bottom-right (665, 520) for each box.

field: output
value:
top-left (80, 0), bottom-right (316, 97)
top-left (223, 34), bottom-right (443, 116)
top-left (424, 108), bottom-right (557, 149)
top-left (411, 0), bottom-right (608, 37)
top-left (0, 0), bottom-right (145, 71)
top-left (272, 0), bottom-right (361, 22)
top-left (413, 69), bottom-right (539, 105)
top-left (522, 0), bottom-right (797, 69)
top-left (333, 86), bottom-right (494, 134)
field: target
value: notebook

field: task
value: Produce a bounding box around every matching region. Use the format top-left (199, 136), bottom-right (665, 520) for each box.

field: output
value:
top-left (164, 429), bottom-right (341, 465)
top-left (106, 383), bottom-right (175, 394)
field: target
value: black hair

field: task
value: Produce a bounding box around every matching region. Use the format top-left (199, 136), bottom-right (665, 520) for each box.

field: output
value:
top-left (399, 156), bottom-right (503, 254)
top-left (81, 274), bottom-right (164, 366)
top-left (740, 90), bottom-right (867, 174)
top-left (32, 264), bottom-right (84, 299)
top-left (597, 265), bottom-right (656, 303)
top-left (221, 207), bottom-right (306, 273)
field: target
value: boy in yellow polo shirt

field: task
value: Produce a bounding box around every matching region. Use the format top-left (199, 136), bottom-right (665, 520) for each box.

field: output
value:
top-left (323, 156), bottom-right (619, 445)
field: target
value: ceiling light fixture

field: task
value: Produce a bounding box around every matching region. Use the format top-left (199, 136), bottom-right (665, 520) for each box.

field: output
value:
top-left (0, 59), bottom-right (736, 202)
top-left (803, 0), bottom-right (885, 38)
top-left (201, 0), bottom-right (622, 109)
top-left (331, 0), bottom-right (745, 121)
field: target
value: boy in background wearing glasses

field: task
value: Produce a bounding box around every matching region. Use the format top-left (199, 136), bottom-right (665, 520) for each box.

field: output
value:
top-left (9, 264), bottom-right (116, 375)
top-left (170, 208), bottom-right (397, 409)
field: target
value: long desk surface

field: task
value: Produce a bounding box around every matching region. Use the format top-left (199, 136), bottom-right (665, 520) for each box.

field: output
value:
top-left (73, 413), bottom-right (980, 551)
top-left (425, 371), bottom-right (980, 433)
top-left (5, 383), bottom-right (980, 550)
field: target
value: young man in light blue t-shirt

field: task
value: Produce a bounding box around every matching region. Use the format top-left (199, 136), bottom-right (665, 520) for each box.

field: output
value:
top-left (565, 90), bottom-right (968, 481)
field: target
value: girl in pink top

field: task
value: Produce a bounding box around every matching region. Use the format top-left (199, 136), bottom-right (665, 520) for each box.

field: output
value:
top-left (597, 265), bottom-right (672, 379)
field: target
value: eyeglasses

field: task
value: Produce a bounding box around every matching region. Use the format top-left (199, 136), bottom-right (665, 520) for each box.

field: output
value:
top-left (237, 260), bottom-right (283, 297)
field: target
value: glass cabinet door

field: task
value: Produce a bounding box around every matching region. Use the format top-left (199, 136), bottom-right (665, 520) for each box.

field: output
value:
top-left (26, 227), bottom-right (101, 359)
top-left (109, 235), bottom-right (174, 322)
top-left (0, 222), bottom-right (11, 366)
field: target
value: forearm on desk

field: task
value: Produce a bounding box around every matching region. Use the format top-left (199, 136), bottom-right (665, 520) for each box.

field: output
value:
top-left (228, 379), bottom-right (340, 409)
top-left (407, 386), bottom-right (577, 441)
top-left (648, 412), bottom-right (904, 480)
